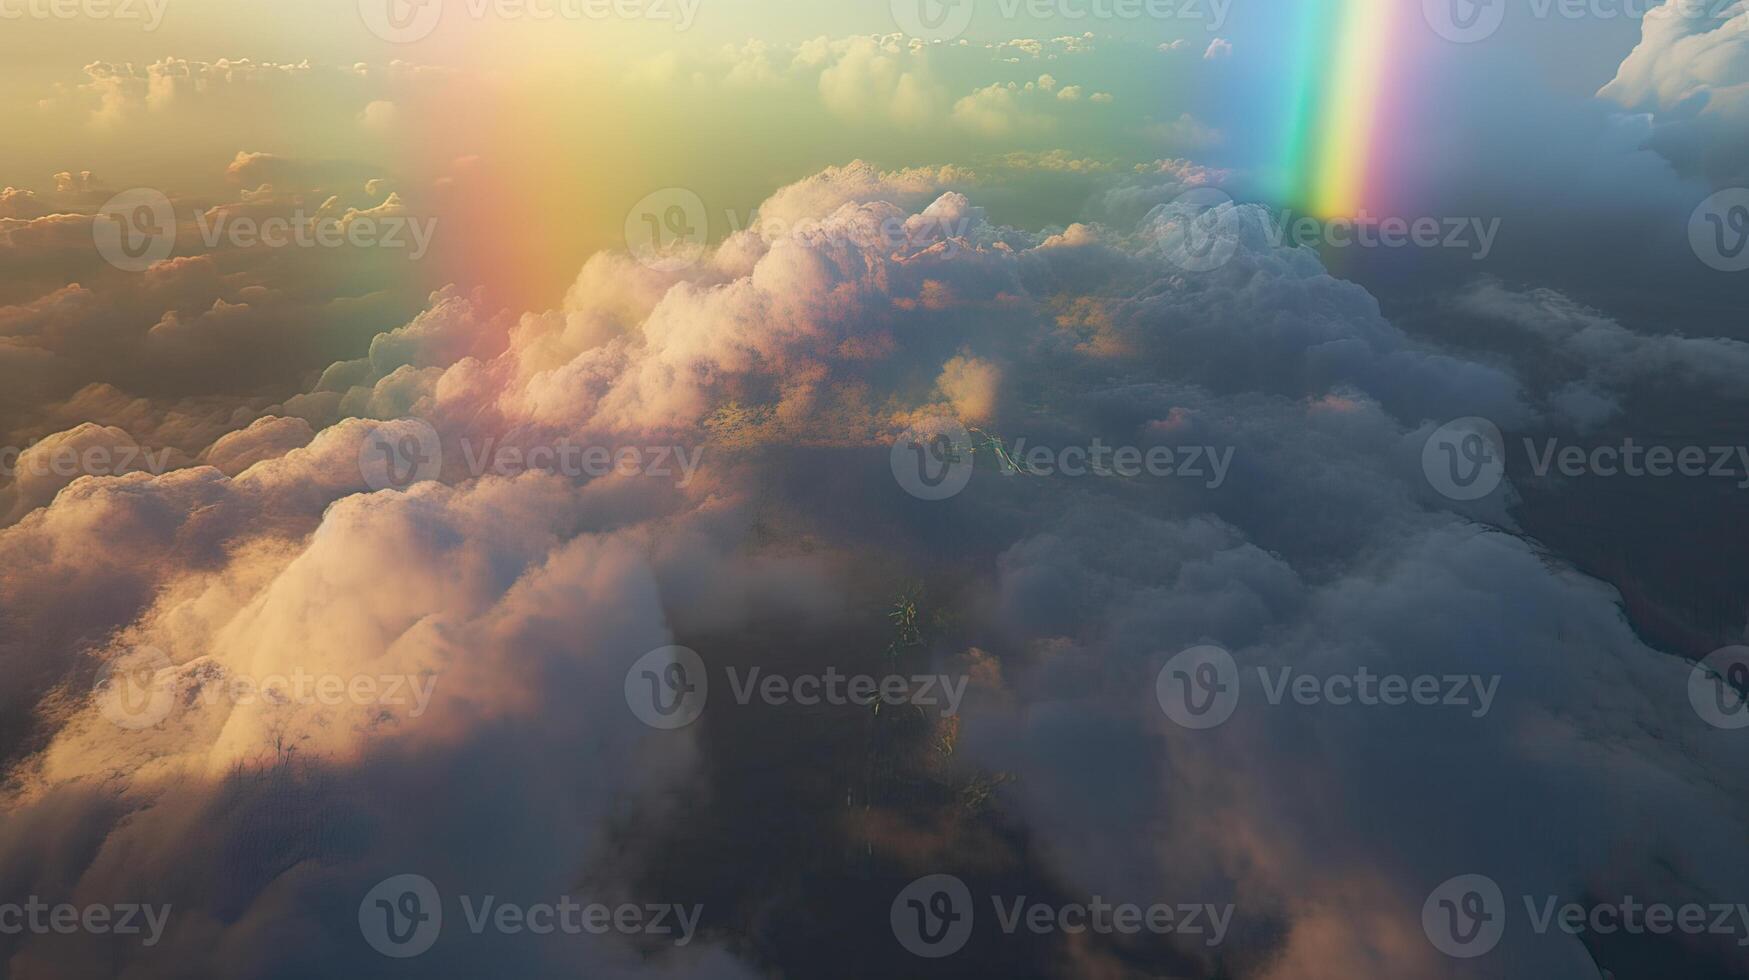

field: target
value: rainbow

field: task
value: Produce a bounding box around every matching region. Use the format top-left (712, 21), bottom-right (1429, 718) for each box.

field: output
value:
top-left (1273, 0), bottom-right (1408, 219)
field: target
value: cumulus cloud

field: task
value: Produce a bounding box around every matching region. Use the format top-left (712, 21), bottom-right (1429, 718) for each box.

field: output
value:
top-left (75, 59), bottom-right (319, 126)
top-left (817, 36), bottom-right (942, 127)
top-left (357, 99), bottom-right (399, 131)
top-left (952, 82), bottom-right (1054, 137)
top-left (1453, 279), bottom-right (1749, 401)
top-left (1599, 0), bottom-right (1749, 184)
top-left (201, 415), bottom-right (315, 475)
top-left (4, 157), bottom-right (1748, 978)
top-left (1, 9), bottom-right (1745, 980)
top-left (0, 164), bottom-right (438, 472)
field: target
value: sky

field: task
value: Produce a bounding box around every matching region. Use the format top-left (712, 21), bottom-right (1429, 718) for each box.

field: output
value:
top-left (3, 1), bottom-right (1749, 978)
top-left (0, 0), bottom-right (1690, 306)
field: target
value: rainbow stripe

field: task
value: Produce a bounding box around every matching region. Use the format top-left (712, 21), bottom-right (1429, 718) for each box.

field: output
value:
top-left (1273, 0), bottom-right (1406, 219)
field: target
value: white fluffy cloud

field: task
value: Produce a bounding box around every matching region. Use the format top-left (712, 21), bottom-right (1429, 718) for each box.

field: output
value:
top-left (1599, 0), bottom-right (1749, 181)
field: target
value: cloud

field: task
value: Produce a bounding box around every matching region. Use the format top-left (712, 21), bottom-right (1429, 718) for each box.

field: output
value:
top-left (4, 159), bottom-right (1748, 977)
top-left (936, 352), bottom-right (1002, 424)
top-left (201, 415), bottom-right (315, 476)
top-left (2, 475), bottom-right (759, 978)
top-left (1598, 0), bottom-right (1749, 183)
top-left (817, 37), bottom-right (942, 127)
top-left (357, 99), bottom-right (399, 131)
top-left (75, 59), bottom-right (319, 126)
top-left (961, 506), bottom-right (1747, 977)
top-left (1453, 279), bottom-right (1749, 400)
top-left (745, 160), bottom-right (974, 233)
top-left (0, 164), bottom-right (437, 466)
top-left (0, 188), bottom-right (47, 220)
top-left (952, 82), bottom-right (1053, 137)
